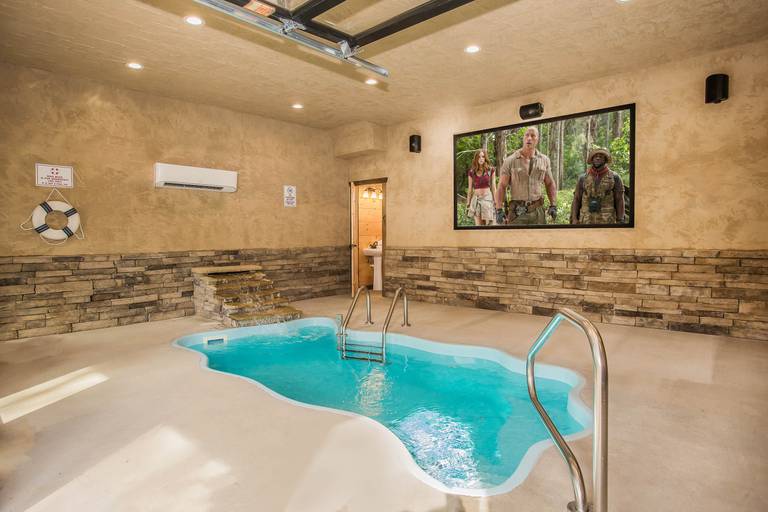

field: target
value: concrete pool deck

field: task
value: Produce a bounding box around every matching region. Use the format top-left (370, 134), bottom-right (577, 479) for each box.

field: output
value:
top-left (1, 295), bottom-right (767, 511)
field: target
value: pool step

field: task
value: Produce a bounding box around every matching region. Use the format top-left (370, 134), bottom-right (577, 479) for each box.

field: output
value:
top-left (340, 341), bottom-right (385, 363)
top-left (191, 265), bottom-right (303, 327)
top-left (344, 354), bottom-right (384, 363)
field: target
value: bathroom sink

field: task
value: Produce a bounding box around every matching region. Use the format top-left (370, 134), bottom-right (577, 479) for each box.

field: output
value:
top-left (363, 243), bottom-right (383, 291)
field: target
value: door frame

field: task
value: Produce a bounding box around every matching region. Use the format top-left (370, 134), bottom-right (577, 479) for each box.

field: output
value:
top-left (349, 178), bottom-right (387, 296)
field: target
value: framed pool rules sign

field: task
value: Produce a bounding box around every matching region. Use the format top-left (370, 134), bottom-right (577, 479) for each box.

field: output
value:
top-left (36, 163), bottom-right (74, 188)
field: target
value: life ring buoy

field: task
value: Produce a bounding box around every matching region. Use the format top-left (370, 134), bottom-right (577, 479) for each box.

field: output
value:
top-left (31, 201), bottom-right (81, 241)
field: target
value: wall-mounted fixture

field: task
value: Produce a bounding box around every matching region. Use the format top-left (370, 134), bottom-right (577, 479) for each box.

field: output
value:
top-left (154, 162), bottom-right (238, 192)
top-left (409, 135), bottom-right (421, 153)
top-left (520, 102), bottom-right (544, 120)
top-left (705, 74), bottom-right (729, 104)
top-left (362, 187), bottom-right (383, 200)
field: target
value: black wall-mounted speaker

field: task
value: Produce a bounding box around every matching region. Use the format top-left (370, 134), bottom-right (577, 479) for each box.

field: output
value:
top-left (519, 102), bottom-right (544, 120)
top-left (409, 134), bottom-right (421, 153)
top-left (705, 74), bottom-right (729, 104)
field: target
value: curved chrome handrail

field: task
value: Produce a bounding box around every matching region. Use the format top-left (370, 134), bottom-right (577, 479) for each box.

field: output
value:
top-left (526, 308), bottom-right (608, 512)
top-left (338, 286), bottom-right (373, 354)
top-left (380, 287), bottom-right (411, 364)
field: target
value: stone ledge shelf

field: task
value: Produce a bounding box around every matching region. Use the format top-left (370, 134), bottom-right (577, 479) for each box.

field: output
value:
top-left (192, 265), bottom-right (302, 327)
top-left (191, 264), bottom-right (264, 275)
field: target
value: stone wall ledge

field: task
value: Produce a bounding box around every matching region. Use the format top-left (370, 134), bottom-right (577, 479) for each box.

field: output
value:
top-left (384, 246), bottom-right (768, 342)
top-left (0, 246), bottom-right (350, 341)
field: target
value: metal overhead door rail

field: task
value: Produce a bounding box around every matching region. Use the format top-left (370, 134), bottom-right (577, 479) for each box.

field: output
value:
top-left (194, 0), bottom-right (477, 77)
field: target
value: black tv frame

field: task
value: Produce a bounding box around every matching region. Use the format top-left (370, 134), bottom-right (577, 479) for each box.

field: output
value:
top-left (453, 103), bottom-right (636, 230)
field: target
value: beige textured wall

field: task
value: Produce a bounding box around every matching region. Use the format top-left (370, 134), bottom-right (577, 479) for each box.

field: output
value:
top-left (340, 39), bottom-right (768, 250)
top-left (333, 121), bottom-right (387, 159)
top-left (0, 63), bottom-right (347, 256)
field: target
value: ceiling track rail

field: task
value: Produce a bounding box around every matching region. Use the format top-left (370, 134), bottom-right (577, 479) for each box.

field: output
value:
top-left (292, 0), bottom-right (347, 23)
top-left (196, 0), bottom-right (478, 78)
top-left (354, 0), bottom-right (476, 47)
top-left (194, 0), bottom-right (390, 77)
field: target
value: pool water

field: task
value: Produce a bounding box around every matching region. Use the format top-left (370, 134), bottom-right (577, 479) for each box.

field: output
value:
top-left (175, 318), bottom-right (589, 494)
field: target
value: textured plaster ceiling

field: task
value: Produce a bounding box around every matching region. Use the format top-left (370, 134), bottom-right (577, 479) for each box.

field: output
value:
top-left (1, 0), bottom-right (767, 129)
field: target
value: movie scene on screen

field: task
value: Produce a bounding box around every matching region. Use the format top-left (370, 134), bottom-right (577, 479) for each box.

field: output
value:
top-left (454, 104), bottom-right (634, 230)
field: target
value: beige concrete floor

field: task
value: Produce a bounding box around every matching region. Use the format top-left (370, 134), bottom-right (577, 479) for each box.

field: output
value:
top-left (1, 295), bottom-right (767, 512)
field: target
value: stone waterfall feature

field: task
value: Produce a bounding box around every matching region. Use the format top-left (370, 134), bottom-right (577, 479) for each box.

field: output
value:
top-left (191, 265), bottom-right (302, 327)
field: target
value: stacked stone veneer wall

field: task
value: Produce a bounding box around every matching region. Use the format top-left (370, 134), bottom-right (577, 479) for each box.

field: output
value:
top-left (385, 247), bottom-right (768, 341)
top-left (0, 246), bottom-right (349, 341)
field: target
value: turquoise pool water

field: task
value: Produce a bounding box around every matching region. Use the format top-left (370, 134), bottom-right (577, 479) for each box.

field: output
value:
top-left (175, 318), bottom-right (590, 494)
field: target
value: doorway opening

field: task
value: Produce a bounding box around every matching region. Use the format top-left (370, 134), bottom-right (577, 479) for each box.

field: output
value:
top-left (350, 178), bottom-right (387, 296)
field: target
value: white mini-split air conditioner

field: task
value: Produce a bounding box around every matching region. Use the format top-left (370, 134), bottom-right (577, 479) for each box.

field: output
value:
top-left (154, 162), bottom-right (238, 192)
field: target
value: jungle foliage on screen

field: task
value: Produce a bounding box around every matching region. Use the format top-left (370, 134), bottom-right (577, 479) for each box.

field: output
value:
top-left (454, 104), bottom-right (635, 230)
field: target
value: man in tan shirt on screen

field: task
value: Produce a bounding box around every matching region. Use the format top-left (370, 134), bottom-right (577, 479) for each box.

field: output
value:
top-left (495, 127), bottom-right (558, 225)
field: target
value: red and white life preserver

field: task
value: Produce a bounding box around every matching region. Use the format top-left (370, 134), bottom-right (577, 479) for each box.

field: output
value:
top-left (31, 200), bottom-right (81, 241)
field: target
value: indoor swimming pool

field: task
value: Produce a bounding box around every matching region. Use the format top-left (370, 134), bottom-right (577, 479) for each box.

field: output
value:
top-left (174, 318), bottom-right (591, 495)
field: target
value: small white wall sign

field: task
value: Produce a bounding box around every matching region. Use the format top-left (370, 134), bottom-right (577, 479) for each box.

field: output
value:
top-left (36, 163), bottom-right (74, 188)
top-left (284, 185), bottom-right (297, 207)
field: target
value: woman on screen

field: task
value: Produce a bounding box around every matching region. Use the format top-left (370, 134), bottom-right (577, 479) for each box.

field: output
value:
top-left (466, 150), bottom-right (497, 226)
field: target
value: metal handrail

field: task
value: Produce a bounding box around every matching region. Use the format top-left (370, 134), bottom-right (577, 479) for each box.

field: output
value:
top-left (526, 308), bottom-right (608, 512)
top-left (380, 287), bottom-right (411, 364)
top-left (338, 286), bottom-right (373, 353)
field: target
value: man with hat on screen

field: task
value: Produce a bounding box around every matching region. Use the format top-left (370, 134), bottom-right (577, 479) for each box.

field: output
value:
top-left (570, 148), bottom-right (625, 224)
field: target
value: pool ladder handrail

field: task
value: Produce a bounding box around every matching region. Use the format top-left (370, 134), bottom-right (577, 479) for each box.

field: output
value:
top-left (526, 308), bottom-right (608, 512)
top-left (338, 286), bottom-right (373, 358)
top-left (380, 287), bottom-right (411, 364)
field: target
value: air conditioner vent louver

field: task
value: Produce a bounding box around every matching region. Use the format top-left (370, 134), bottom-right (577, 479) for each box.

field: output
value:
top-left (162, 182), bottom-right (225, 191)
top-left (154, 162), bottom-right (237, 192)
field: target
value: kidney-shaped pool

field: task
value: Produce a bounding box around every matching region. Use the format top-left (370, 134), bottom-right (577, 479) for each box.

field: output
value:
top-left (174, 318), bottom-right (591, 496)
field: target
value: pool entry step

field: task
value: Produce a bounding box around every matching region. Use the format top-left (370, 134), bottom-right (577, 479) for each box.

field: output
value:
top-left (191, 265), bottom-right (302, 327)
top-left (337, 286), bottom-right (410, 364)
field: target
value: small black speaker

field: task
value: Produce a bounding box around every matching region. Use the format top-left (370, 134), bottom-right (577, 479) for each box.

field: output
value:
top-left (409, 134), bottom-right (421, 153)
top-left (705, 74), bottom-right (729, 104)
top-left (519, 102), bottom-right (544, 120)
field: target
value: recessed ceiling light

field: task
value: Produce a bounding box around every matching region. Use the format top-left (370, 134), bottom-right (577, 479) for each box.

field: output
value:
top-left (365, 78), bottom-right (378, 85)
top-left (292, 103), bottom-right (304, 109)
top-left (465, 45), bottom-right (480, 54)
top-left (184, 15), bottom-right (204, 26)
top-left (616, 0), bottom-right (631, 3)
top-left (126, 62), bottom-right (143, 70)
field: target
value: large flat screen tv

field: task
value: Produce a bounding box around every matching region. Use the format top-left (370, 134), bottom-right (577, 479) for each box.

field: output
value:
top-left (454, 103), bottom-right (635, 229)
